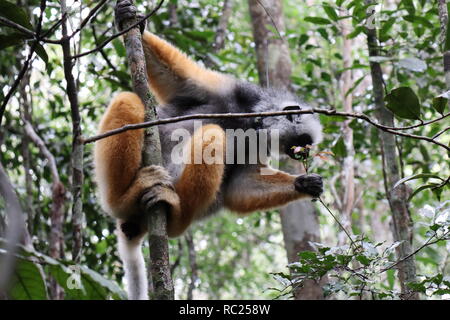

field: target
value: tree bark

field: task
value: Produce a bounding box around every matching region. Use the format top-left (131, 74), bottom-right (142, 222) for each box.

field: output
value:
top-left (118, 0), bottom-right (174, 300)
top-left (438, 1), bottom-right (450, 91)
top-left (365, 0), bottom-right (418, 299)
top-left (23, 120), bottom-right (65, 299)
top-left (60, 0), bottom-right (84, 264)
top-left (248, 0), bottom-right (324, 299)
top-left (338, 9), bottom-right (355, 245)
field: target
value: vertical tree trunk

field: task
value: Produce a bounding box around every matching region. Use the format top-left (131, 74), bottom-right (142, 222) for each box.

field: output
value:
top-left (248, 0), bottom-right (324, 299)
top-left (438, 0), bottom-right (450, 90)
top-left (60, 0), bottom-right (84, 264)
top-left (365, 0), bottom-right (418, 299)
top-left (338, 9), bottom-right (355, 245)
top-left (118, 1), bottom-right (174, 300)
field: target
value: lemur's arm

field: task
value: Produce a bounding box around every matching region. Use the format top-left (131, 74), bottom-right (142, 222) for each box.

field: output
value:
top-left (224, 164), bottom-right (323, 214)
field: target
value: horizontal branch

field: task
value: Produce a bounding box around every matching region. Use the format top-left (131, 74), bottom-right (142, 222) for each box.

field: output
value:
top-left (0, 16), bottom-right (62, 44)
top-left (82, 108), bottom-right (450, 151)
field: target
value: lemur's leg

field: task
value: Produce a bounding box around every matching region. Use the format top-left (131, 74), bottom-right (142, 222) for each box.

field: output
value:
top-left (94, 92), bottom-right (180, 240)
top-left (116, 0), bottom-right (234, 104)
top-left (224, 164), bottom-right (323, 214)
top-left (166, 124), bottom-right (226, 237)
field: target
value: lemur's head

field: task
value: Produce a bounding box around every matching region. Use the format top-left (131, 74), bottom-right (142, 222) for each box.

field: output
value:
top-left (254, 87), bottom-right (323, 159)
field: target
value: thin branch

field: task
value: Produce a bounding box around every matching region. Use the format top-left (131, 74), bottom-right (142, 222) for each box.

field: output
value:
top-left (432, 126), bottom-right (450, 139)
top-left (82, 108), bottom-right (450, 151)
top-left (91, 25), bottom-right (118, 72)
top-left (255, 0), bottom-right (282, 39)
top-left (0, 0), bottom-right (48, 126)
top-left (61, 0), bottom-right (84, 263)
top-left (0, 16), bottom-right (62, 44)
top-left (381, 230), bottom-right (450, 273)
top-left (0, 43), bottom-right (38, 127)
top-left (69, 0), bottom-right (109, 39)
top-left (319, 198), bottom-right (356, 248)
top-left (23, 120), bottom-right (59, 183)
top-left (70, 0), bottom-right (165, 60)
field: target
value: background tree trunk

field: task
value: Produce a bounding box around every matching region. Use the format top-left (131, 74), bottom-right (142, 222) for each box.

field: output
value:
top-left (365, 0), bottom-right (418, 299)
top-left (248, 0), bottom-right (324, 299)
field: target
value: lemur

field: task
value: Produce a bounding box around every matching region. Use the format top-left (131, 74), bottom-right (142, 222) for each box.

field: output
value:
top-left (94, 0), bottom-right (324, 300)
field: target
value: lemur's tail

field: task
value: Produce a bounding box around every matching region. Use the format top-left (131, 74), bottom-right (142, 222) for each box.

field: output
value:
top-left (117, 227), bottom-right (148, 300)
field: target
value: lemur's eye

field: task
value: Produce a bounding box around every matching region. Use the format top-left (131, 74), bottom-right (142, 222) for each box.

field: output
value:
top-left (283, 105), bottom-right (301, 122)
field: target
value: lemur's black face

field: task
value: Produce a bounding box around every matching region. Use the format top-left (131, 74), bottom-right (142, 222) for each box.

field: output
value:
top-left (252, 88), bottom-right (323, 160)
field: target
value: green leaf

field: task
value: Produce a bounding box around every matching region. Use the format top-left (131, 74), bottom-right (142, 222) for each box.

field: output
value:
top-left (356, 254), bottom-right (371, 266)
top-left (32, 42), bottom-right (48, 66)
top-left (407, 282), bottom-right (426, 293)
top-left (112, 39), bottom-right (126, 57)
top-left (409, 183), bottom-right (440, 201)
top-left (386, 269), bottom-right (395, 289)
top-left (0, 33), bottom-right (30, 50)
top-left (379, 18), bottom-right (396, 42)
top-left (9, 258), bottom-right (48, 300)
top-left (304, 17), bottom-right (332, 25)
top-left (0, 0), bottom-right (33, 30)
top-left (393, 173), bottom-right (444, 189)
top-left (332, 136), bottom-right (346, 158)
top-left (432, 91), bottom-right (450, 115)
top-left (432, 97), bottom-right (447, 115)
top-left (323, 5), bottom-right (339, 22)
top-left (397, 57), bottom-right (427, 72)
top-left (401, 0), bottom-right (415, 15)
top-left (347, 26), bottom-right (364, 39)
top-left (384, 87), bottom-right (421, 120)
top-left (298, 251), bottom-right (317, 260)
top-left (298, 34), bottom-right (309, 47)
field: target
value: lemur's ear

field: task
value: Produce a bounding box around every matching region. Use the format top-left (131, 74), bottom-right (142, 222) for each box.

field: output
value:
top-left (142, 32), bottom-right (234, 104)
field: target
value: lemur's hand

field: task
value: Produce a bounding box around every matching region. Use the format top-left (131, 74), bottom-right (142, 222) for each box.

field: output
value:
top-left (138, 166), bottom-right (180, 214)
top-left (294, 173), bottom-right (323, 198)
top-left (115, 0), bottom-right (146, 34)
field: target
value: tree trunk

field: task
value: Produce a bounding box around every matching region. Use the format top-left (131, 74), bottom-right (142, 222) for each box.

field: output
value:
top-left (365, 0), bottom-right (418, 299)
top-left (119, 1), bottom-right (174, 300)
top-left (338, 9), bottom-right (355, 245)
top-left (248, 0), bottom-right (324, 299)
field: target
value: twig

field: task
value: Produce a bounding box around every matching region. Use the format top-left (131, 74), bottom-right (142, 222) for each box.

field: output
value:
top-left (380, 230), bottom-right (450, 273)
top-left (82, 108), bottom-right (450, 151)
top-left (0, 0), bottom-right (48, 127)
top-left (318, 197), bottom-right (356, 248)
top-left (61, 0), bottom-right (84, 263)
top-left (71, 0), bottom-right (165, 60)
top-left (255, 0), bottom-right (282, 39)
top-left (69, 0), bottom-right (109, 39)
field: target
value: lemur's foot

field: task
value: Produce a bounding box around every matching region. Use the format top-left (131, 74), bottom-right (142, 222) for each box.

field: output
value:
top-left (138, 166), bottom-right (180, 213)
top-left (294, 173), bottom-right (323, 198)
top-left (115, 0), bottom-right (146, 33)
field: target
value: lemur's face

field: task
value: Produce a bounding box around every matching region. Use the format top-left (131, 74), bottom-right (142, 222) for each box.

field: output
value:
top-left (255, 88), bottom-right (323, 159)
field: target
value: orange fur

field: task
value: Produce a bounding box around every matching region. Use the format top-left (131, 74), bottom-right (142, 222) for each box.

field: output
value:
top-left (142, 32), bottom-right (233, 104)
top-left (169, 124), bottom-right (226, 237)
top-left (225, 165), bottom-right (310, 214)
top-left (94, 92), bottom-right (181, 221)
top-left (94, 92), bottom-right (145, 217)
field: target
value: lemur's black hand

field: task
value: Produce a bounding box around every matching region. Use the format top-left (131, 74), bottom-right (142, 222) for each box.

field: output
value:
top-left (294, 174), bottom-right (323, 198)
top-left (115, 0), bottom-right (146, 34)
